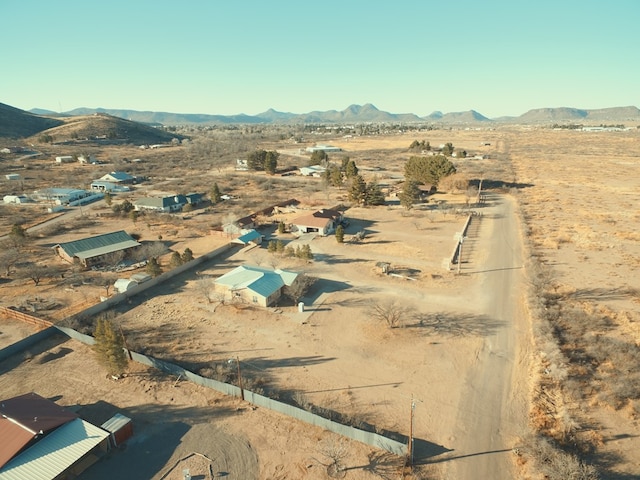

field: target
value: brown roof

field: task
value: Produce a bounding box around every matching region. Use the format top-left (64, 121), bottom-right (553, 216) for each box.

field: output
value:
top-left (292, 209), bottom-right (342, 228)
top-left (0, 392), bottom-right (78, 468)
top-left (0, 419), bottom-right (34, 469)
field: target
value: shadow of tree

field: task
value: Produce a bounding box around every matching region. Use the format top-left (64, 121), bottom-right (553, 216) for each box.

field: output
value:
top-left (406, 312), bottom-right (503, 337)
top-left (568, 287), bottom-right (638, 302)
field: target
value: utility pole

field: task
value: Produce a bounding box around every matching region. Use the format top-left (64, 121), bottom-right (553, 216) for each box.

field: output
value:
top-left (236, 356), bottom-right (244, 400)
top-left (408, 396), bottom-right (416, 468)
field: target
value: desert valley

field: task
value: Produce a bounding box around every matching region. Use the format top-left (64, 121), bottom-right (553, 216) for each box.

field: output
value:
top-left (0, 102), bottom-right (639, 480)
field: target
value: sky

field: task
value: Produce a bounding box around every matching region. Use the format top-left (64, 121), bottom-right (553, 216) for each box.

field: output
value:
top-left (1, 0), bottom-right (638, 119)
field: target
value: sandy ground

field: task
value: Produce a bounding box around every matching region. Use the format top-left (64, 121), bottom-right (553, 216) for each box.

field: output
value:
top-left (2, 190), bottom-right (520, 479)
top-left (2, 127), bottom-right (638, 478)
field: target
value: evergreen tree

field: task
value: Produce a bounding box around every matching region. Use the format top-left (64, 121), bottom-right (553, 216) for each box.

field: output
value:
top-left (264, 150), bottom-right (279, 175)
top-left (442, 143), bottom-right (454, 156)
top-left (278, 221), bottom-right (286, 234)
top-left (268, 240), bottom-right (277, 253)
top-left (400, 180), bottom-right (420, 210)
top-left (181, 248), bottom-right (194, 263)
top-left (104, 191), bottom-right (112, 206)
top-left (247, 149), bottom-right (267, 170)
top-left (210, 182), bottom-right (222, 204)
top-left (275, 240), bottom-right (285, 254)
top-left (348, 174), bottom-right (367, 205)
top-left (309, 150), bottom-right (328, 166)
top-left (93, 316), bottom-right (128, 376)
top-left (169, 251), bottom-right (183, 268)
top-left (301, 244), bottom-right (313, 261)
top-left (345, 160), bottom-right (358, 178)
top-left (335, 225), bottom-right (344, 243)
top-left (146, 257), bottom-right (162, 277)
top-left (365, 179), bottom-right (386, 206)
top-left (404, 155), bottom-right (456, 187)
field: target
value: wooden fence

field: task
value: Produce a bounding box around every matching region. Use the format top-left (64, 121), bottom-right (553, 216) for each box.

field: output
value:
top-left (0, 306), bottom-right (53, 330)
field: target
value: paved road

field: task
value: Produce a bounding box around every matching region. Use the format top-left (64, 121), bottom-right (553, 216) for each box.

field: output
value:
top-left (442, 192), bottom-right (527, 479)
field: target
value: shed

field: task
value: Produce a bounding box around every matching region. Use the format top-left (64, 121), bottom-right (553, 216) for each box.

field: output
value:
top-left (100, 413), bottom-right (133, 449)
top-left (114, 278), bottom-right (138, 294)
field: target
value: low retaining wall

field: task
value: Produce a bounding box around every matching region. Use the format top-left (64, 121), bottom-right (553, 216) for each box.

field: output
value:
top-left (448, 214), bottom-right (474, 269)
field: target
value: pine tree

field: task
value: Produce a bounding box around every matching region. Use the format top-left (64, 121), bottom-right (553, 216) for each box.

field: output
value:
top-left (181, 248), bottom-right (194, 263)
top-left (278, 221), bottom-right (286, 234)
top-left (302, 244), bottom-right (313, 261)
top-left (348, 174), bottom-right (367, 205)
top-left (345, 160), bottom-right (358, 178)
top-left (210, 183), bottom-right (222, 204)
top-left (169, 251), bottom-right (183, 268)
top-left (335, 225), bottom-right (344, 243)
top-left (400, 180), bottom-right (420, 210)
top-left (146, 257), bottom-right (162, 277)
top-left (93, 316), bottom-right (128, 376)
top-left (365, 180), bottom-right (386, 206)
top-left (268, 240), bottom-right (277, 253)
top-left (276, 240), bottom-right (285, 254)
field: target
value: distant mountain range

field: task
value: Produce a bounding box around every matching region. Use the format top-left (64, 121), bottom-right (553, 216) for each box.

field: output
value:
top-left (2, 102), bottom-right (639, 140)
top-left (26, 103), bottom-right (640, 126)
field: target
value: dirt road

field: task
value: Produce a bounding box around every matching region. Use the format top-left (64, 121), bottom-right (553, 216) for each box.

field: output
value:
top-left (442, 192), bottom-right (529, 479)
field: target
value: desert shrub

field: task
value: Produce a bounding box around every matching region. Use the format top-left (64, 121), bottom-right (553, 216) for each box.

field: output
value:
top-left (524, 436), bottom-right (599, 480)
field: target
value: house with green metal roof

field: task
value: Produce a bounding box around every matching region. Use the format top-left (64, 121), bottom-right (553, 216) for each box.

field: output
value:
top-left (53, 230), bottom-right (141, 267)
top-left (215, 265), bottom-right (299, 307)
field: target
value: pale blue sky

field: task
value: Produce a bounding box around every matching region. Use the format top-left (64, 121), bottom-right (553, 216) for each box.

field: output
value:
top-left (1, 0), bottom-right (638, 118)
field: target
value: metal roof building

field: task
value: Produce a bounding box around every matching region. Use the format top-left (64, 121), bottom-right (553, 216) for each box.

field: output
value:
top-left (53, 230), bottom-right (141, 267)
top-left (0, 418), bottom-right (109, 480)
top-left (215, 265), bottom-right (299, 307)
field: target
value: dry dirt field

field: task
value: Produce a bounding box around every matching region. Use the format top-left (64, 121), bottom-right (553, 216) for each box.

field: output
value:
top-left (1, 126), bottom-right (639, 479)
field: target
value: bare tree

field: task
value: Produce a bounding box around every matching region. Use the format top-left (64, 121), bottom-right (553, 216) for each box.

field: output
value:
top-left (195, 276), bottom-right (216, 304)
top-left (21, 263), bottom-right (49, 286)
top-left (316, 435), bottom-right (349, 478)
top-left (371, 300), bottom-right (410, 328)
top-left (284, 274), bottom-right (317, 304)
top-left (102, 250), bottom-right (126, 270)
top-left (0, 245), bottom-right (20, 277)
top-left (134, 241), bottom-right (167, 262)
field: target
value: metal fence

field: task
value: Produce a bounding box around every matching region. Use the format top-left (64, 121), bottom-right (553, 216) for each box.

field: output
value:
top-left (0, 241), bottom-right (408, 456)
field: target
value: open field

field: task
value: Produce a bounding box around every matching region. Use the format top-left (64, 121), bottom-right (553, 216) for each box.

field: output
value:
top-left (1, 125), bottom-right (639, 478)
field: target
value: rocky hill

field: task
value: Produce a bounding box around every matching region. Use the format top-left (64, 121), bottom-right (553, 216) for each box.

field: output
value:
top-left (0, 102), bottom-right (63, 138)
top-left (0, 103), bottom-right (184, 143)
top-left (31, 113), bottom-right (185, 144)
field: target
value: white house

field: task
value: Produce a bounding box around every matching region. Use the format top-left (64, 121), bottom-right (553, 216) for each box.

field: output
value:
top-left (5, 173), bottom-right (20, 180)
top-left (90, 181), bottom-right (131, 193)
top-left (32, 188), bottom-right (89, 205)
top-left (299, 165), bottom-right (326, 177)
top-left (215, 265), bottom-right (299, 307)
top-left (99, 171), bottom-right (136, 184)
top-left (291, 209), bottom-right (343, 236)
